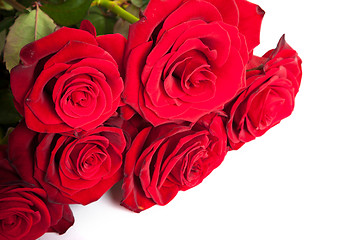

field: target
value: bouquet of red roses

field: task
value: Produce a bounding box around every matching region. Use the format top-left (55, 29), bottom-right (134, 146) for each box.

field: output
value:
top-left (0, 0), bottom-right (302, 239)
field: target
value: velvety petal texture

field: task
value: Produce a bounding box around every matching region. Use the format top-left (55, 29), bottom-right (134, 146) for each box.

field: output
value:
top-left (123, 0), bottom-right (264, 126)
top-left (8, 121), bottom-right (127, 205)
top-left (121, 114), bottom-right (227, 212)
top-left (0, 145), bottom-right (74, 240)
top-left (10, 20), bottom-right (126, 134)
top-left (225, 36), bottom-right (302, 150)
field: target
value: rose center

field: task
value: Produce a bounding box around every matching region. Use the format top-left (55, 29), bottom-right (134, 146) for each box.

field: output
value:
top-left (185, 149), bottom-right (208, 183)
top-left (70, 91), bottom-right (89, 107)
top-left (1, 214), bottom-right (24, 234)
top-left (3, 215), bottom-right (17, 228)
top-left (82, 151), bottom-right (106, 171)
top-left (58, 76), bottom-right (100, 118)
top-left (259, 91), bottom-right (285, 130)
top-left (189, 162), bottom-right (201, 178)
top-left (74, 144), bottom-right (110, 180)
top-left (169, 55), bottom-right (216, 102)
top-left (83, 156), bottom-right (96, 169)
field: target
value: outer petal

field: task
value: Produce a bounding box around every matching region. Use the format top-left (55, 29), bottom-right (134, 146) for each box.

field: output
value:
top-left (121, 127), bottom-right (154, 212)
top-left (8, 121), bottom-right (39, 185)
top-left (48, 205), bottom-right (74, 235)
top-left (96, 33), bottom-right (127, 76)
top-left (124, 0), bottom-right (183, 59)
top-left (123, 42), bottom-right (152, 114)
top-left (236, 0), bottom-right (265, 52)
top-left (206, 0), bottom-right (239, 26)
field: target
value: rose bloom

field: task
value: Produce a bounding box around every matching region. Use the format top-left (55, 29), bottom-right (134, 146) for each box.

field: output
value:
top-left (10, 20), bottom-right (126, 134)
top-left (121, 114), bottom-right (227, 212)
top-left (225, 36), bottom-right (302, 150)
top-left (8, 121), bottom-right (127, 205)
top-left (123, 0), bottom-right (264, 126)
top-left (0, 145), bottom-right (74, 240)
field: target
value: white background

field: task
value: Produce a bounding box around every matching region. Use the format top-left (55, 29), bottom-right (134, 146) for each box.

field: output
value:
top-left (41, 0), bottom-right (360, 239)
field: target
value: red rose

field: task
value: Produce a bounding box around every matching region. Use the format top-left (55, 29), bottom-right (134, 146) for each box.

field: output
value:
top-left (8, 121), bottom-right (127, 205)
top-left (0, 145), bottom-right (74, 240)
top-left (10, 20), bottom-right (126, 134)
top-left (225, 36), bottom-right (302, 149)
top-left (121, 114), bottom-right (227, 212)
top-left (123, 0), bottom-right (264, 126)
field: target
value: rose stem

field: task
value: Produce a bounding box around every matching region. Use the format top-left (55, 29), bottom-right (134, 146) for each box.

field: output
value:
top-left (92, 0), bottom-right (139, 24)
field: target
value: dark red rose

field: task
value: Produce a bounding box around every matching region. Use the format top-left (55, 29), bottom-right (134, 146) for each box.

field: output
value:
top-left (8, 121), bottom-right (127, 205)
top-left (0, 145), bottom-right (74, 240)
top-left (10, 20), bottom-right (126, 134)
top-left (121, 114), bottom-right (227, 212)
top-left (123, 0), bottom-right (264, 126)
top-left (225, 36), bottom-right (302, 149)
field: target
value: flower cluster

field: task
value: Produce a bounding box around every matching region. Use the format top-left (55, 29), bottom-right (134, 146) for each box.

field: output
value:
top-left (0, 0), bottom-right (302, 238)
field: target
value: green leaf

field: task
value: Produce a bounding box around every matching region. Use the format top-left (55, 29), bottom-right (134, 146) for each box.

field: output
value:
top-left (84, 6), bottom-right (116, 35)
top-left (113, 17), bottom-right (130, 39)
top-left (0, 89), bottom-right (21, 125)
top-left (113, 4), bottom-right (139, 38)
top-left (0, 0), bottom-right (13, 10)
top-left (3, 8), bottom-right (56, 71)
top-left (126, 3), bottom-right (140, 16)
top-left (130, 0), bottom-right (149, 9)
top-left (41, 0), bottom-right (93, 26)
